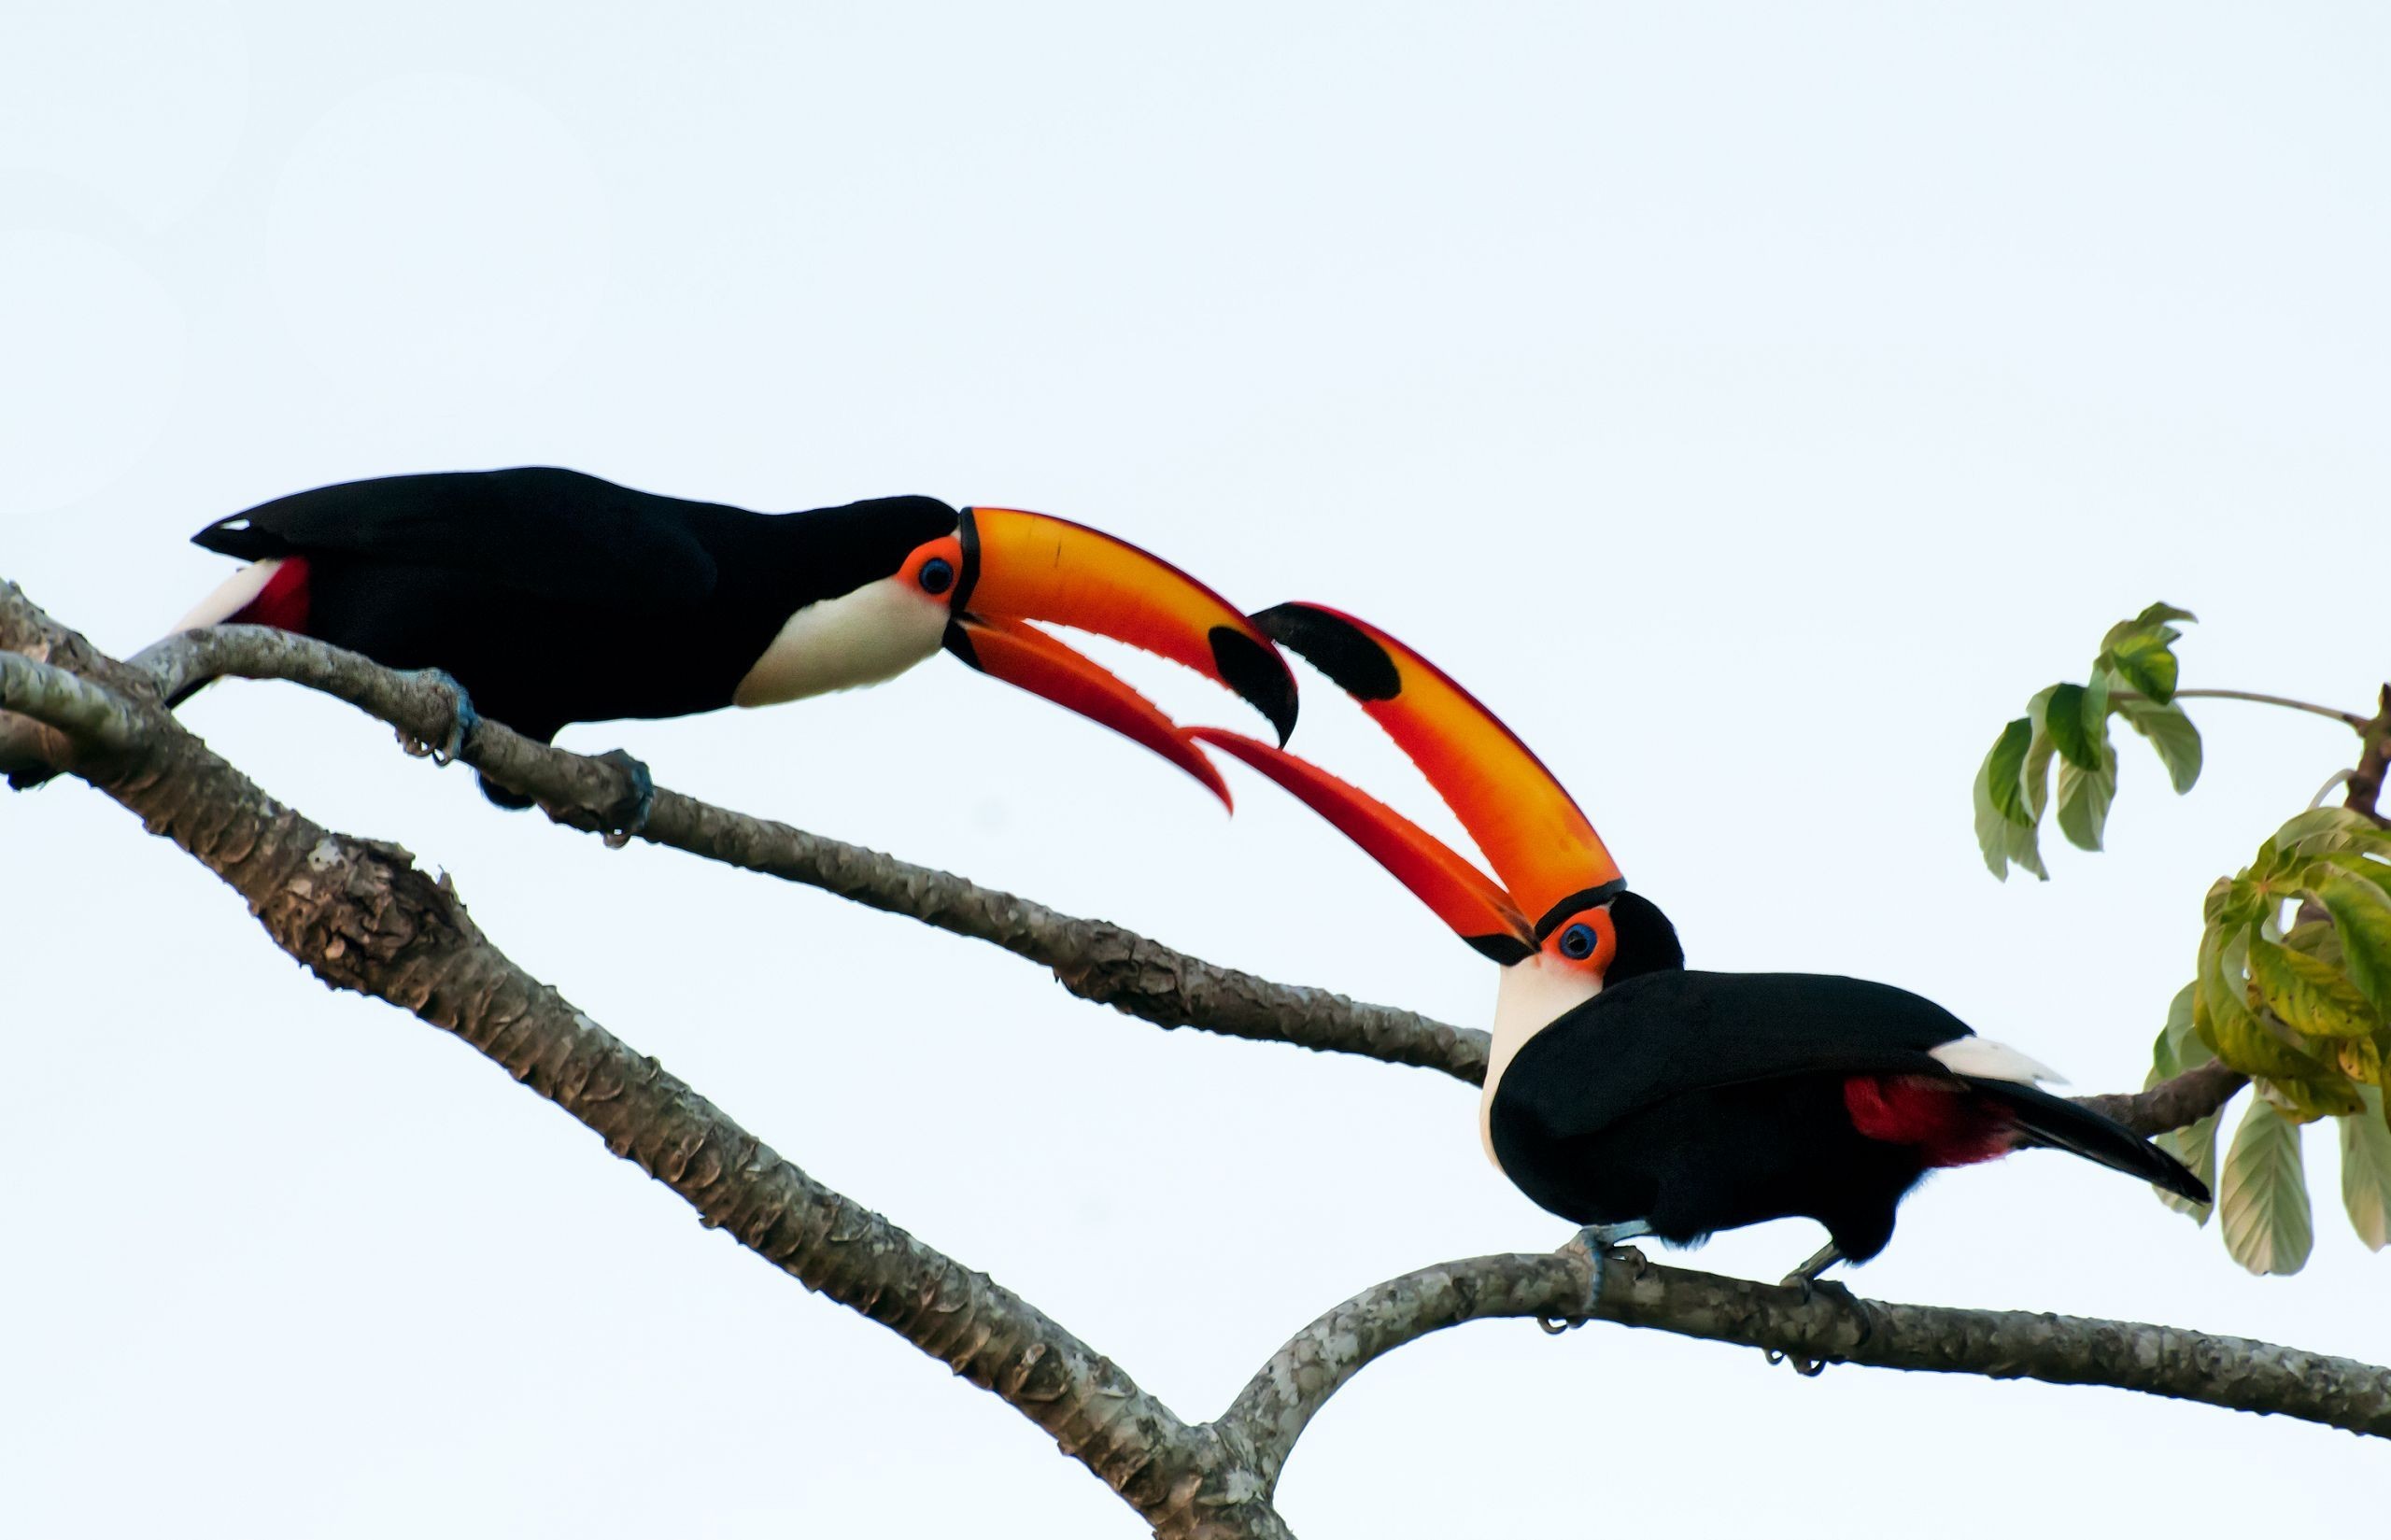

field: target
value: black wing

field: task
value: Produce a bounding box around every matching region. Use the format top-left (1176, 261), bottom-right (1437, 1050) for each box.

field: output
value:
top-left (1503, 970), bottom-right (1978, 1141)
top-left (191, 467), bottom-right (721, 612)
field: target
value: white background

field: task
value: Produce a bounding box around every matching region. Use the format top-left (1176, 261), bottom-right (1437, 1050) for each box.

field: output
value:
top-left (5, 5), bottom-right (2387, 1534)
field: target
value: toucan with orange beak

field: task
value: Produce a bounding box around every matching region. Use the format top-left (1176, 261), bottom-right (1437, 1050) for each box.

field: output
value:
top-left (168, 467), bottom-right (1295, 824)
top-left (1195, 603), bottom-right (2206, 1282)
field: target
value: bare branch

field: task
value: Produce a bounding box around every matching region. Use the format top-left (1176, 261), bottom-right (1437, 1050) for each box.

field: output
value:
top-left (0, 650), bottom-right (140, 754)
top-left (1219, 1242), bottom-right (2391, 1493)
top-left (2346, 684), bottom-right (2391, 827)
top-left (12, 592), bottom-right (1275, 1535)
top-left (131, 622), bottom-right (1487, 1081)
top-left (2077, 1059), bottom-right (2247, 1137)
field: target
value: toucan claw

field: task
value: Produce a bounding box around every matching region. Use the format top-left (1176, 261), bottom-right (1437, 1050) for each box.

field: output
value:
top-left (592, 749), bottom-right (654, 848)
top-left (399, 670), bottom-right (480, 765)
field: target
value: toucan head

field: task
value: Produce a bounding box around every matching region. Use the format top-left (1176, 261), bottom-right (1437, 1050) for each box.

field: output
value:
top-left (744, 501), bottom-right (1299, 808)
top-left (1188, 603), bottom-right (1678, 1028)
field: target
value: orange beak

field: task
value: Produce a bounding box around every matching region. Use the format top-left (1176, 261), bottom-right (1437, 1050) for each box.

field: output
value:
top-left (941, 507), bottom-right (1299, 807)
top-left (1196, 603), bottom-right (1623, 954)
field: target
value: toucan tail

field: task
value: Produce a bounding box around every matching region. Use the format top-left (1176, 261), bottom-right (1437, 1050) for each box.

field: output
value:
top-left (1965, 1077), bottom-right (2211, 1204)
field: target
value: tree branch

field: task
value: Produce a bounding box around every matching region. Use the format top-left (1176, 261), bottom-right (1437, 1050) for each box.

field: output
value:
top-left (2076, 1058), bottom-right (2247, 1137)
top-left (2344, 685), bottom-right (2391, 827)
top-left (13, 582), bottom-right (2391, 1536)
top-left (1217, 1241), bottom-right (2391, 1496)
top-left (5, 586), bottom-right (1284, 1538)
top-left (122, 623), bottom-right (1487, 1083)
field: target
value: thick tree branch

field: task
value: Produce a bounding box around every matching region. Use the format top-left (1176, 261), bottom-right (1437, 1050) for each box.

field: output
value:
top-left (4, 587), bottom-right (1283, 1537)
top-left (1215, 1241), bottom-right (2391, 1498)
top-left (2077, 1058), bottom-right (2248, 1137)
top-left (123, 623), bottom-right (1486, 1082)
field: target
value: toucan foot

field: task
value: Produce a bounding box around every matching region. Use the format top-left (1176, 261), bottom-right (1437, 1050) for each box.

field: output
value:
top-left (399, 670), bottom-right (480, 765)
top-left (1543, 1222), bottom-right (1644, 1333)
top-left (1577, 1220), bottom-right (1653, 1250)
top-left (592, 749), bottom-right (654, 848)
top-left (1768, 1244), bottom-right (1874, 1374)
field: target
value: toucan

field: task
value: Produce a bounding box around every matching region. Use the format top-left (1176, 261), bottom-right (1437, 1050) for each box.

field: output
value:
top-left (1192, 603), bottom-right (2208, 1282)
top-left (167, 467), bottom-right (1298, 818)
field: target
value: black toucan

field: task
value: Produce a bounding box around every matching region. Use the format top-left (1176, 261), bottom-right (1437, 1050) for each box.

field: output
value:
top-left (170, 467), bottom-right (1298, 812)
top-left (1191, 604), bottom-right (2208, 1280)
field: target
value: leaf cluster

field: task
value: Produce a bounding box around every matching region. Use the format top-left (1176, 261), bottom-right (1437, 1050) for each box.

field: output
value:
top-left (2162, 806), bottom-right (2391, 1272)
top-left (1974, 604), bottom-right (2202, 880)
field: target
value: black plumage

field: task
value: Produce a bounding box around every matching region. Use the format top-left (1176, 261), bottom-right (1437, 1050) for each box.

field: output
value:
top-left (190, 467), bottom-right (955, 745)
top-left (1491, 963), bottom-right (2210, 1264)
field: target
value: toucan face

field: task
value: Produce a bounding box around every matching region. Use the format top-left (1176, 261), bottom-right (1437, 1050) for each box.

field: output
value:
top-left (1187, 601), bottom-right (1658, 1050)
top-left (742, 505), bottom-right (1300, 807)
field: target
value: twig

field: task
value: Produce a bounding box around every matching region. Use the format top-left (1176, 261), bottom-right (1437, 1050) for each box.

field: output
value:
top-left (2158, 687), bottom-right (2373, 730)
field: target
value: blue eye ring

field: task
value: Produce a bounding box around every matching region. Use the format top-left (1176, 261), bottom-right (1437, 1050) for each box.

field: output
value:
top-left (919, 557), bottom-right (955, 596)
top-left (1559, 923), bottom-right (1598, 960)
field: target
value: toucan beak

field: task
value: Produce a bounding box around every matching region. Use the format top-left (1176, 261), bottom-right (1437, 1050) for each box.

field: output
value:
top-left (940, 507), bottom-right (1299, 804)
top-left (1197, 603), bottom-right (1624, 952)
top-left (950, 615), bottom-right (1235, 808)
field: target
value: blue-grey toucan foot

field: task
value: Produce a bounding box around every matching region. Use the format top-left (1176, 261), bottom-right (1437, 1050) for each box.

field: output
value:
top-left (1544, 1224), bottom-right (1638, 1334)
top-left (1578, 1220), bottom-right (1653, 1250)
top-left (401, 669), bottom-right (480, 765)
top-left (592, 749), bottom-right (654, 848)
top-left (1768, 1244), bottom-right (1871, 1374)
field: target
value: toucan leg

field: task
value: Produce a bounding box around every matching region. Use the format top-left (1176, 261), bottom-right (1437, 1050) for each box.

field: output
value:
top-left (1577, 1220), bottom-right (1653, 1250)
top-left (1782, 1243), bottom-right (1845, 1303)
top-left (592, 749), bottom-right (655, 848)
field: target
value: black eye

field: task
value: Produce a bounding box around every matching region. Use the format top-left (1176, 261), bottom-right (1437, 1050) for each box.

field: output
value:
top-left (1559, 923), bottom-right (1597, 960)
top-left (918, 557), bottom-right (955, 596)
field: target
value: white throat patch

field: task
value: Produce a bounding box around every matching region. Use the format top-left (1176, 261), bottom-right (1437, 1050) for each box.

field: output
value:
top-left (730, 575), bottom-right (949, 707)
top-left (1479, 952), bottom-right (1606, 1166)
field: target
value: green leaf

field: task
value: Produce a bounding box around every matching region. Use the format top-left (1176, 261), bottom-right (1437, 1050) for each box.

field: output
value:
top-left (2054, 742), bottom-right (2116, 852)
top-left (2313, 874), bottom-right (2391, 1021)
top-left (2149, 985), bottom-right (2219, 1223)
top-left (1985, 717), bottom-right (2034, 827)
top-left (2264, 1073), bottom-right (2368, 1122)
top-left (2134, 601), bottom-right (2198, 628)
top-left (2106, 629), bottom-right (2181, 703)
top-left (2200, 925), bottom-right (2337, 1081)
top-left (2246, 934), bottom-right (2380, 1038)
top-left (1973, 749), bottom-right (2013, 880)
top-left (2218, 1097), bottom-right (2313, 1276)
top-left (2045, 683), bottom-right (2101, 770)
top-left (2116, 698), bottom-right (2202, 794)
top-left (2345, 1087), bottom-right (2391, 1250)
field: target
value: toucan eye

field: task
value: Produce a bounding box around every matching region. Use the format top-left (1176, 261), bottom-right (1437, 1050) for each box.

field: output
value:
top-left (1559, 923), bottom-right (1597, 960)
top-left (919, 557), bottom-right (955, 595)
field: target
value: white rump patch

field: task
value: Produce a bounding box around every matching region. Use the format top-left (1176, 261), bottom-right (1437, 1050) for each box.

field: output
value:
top-left (1930, 1036), bottom-right (2069, 1086)
top-left (730, 573), bottom-right (949, 707)
top-left (174, 558), bottom-right (282, 631)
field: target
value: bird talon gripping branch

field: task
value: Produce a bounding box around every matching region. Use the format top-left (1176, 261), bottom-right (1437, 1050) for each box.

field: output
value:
top-left (592, 749), bottom-right (655, 849)
top-left (411, 669), bottom-right (479, 765)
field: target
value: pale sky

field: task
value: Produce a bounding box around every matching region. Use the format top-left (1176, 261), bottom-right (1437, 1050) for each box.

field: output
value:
top-left (5, 5), bottom-right (2388, 1535)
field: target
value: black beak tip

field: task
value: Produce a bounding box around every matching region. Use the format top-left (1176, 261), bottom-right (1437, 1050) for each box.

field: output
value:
top-left (1208, 626), bottom-right (1299, 745)
top-left (1252, 603), bottom-right (1402, 703)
